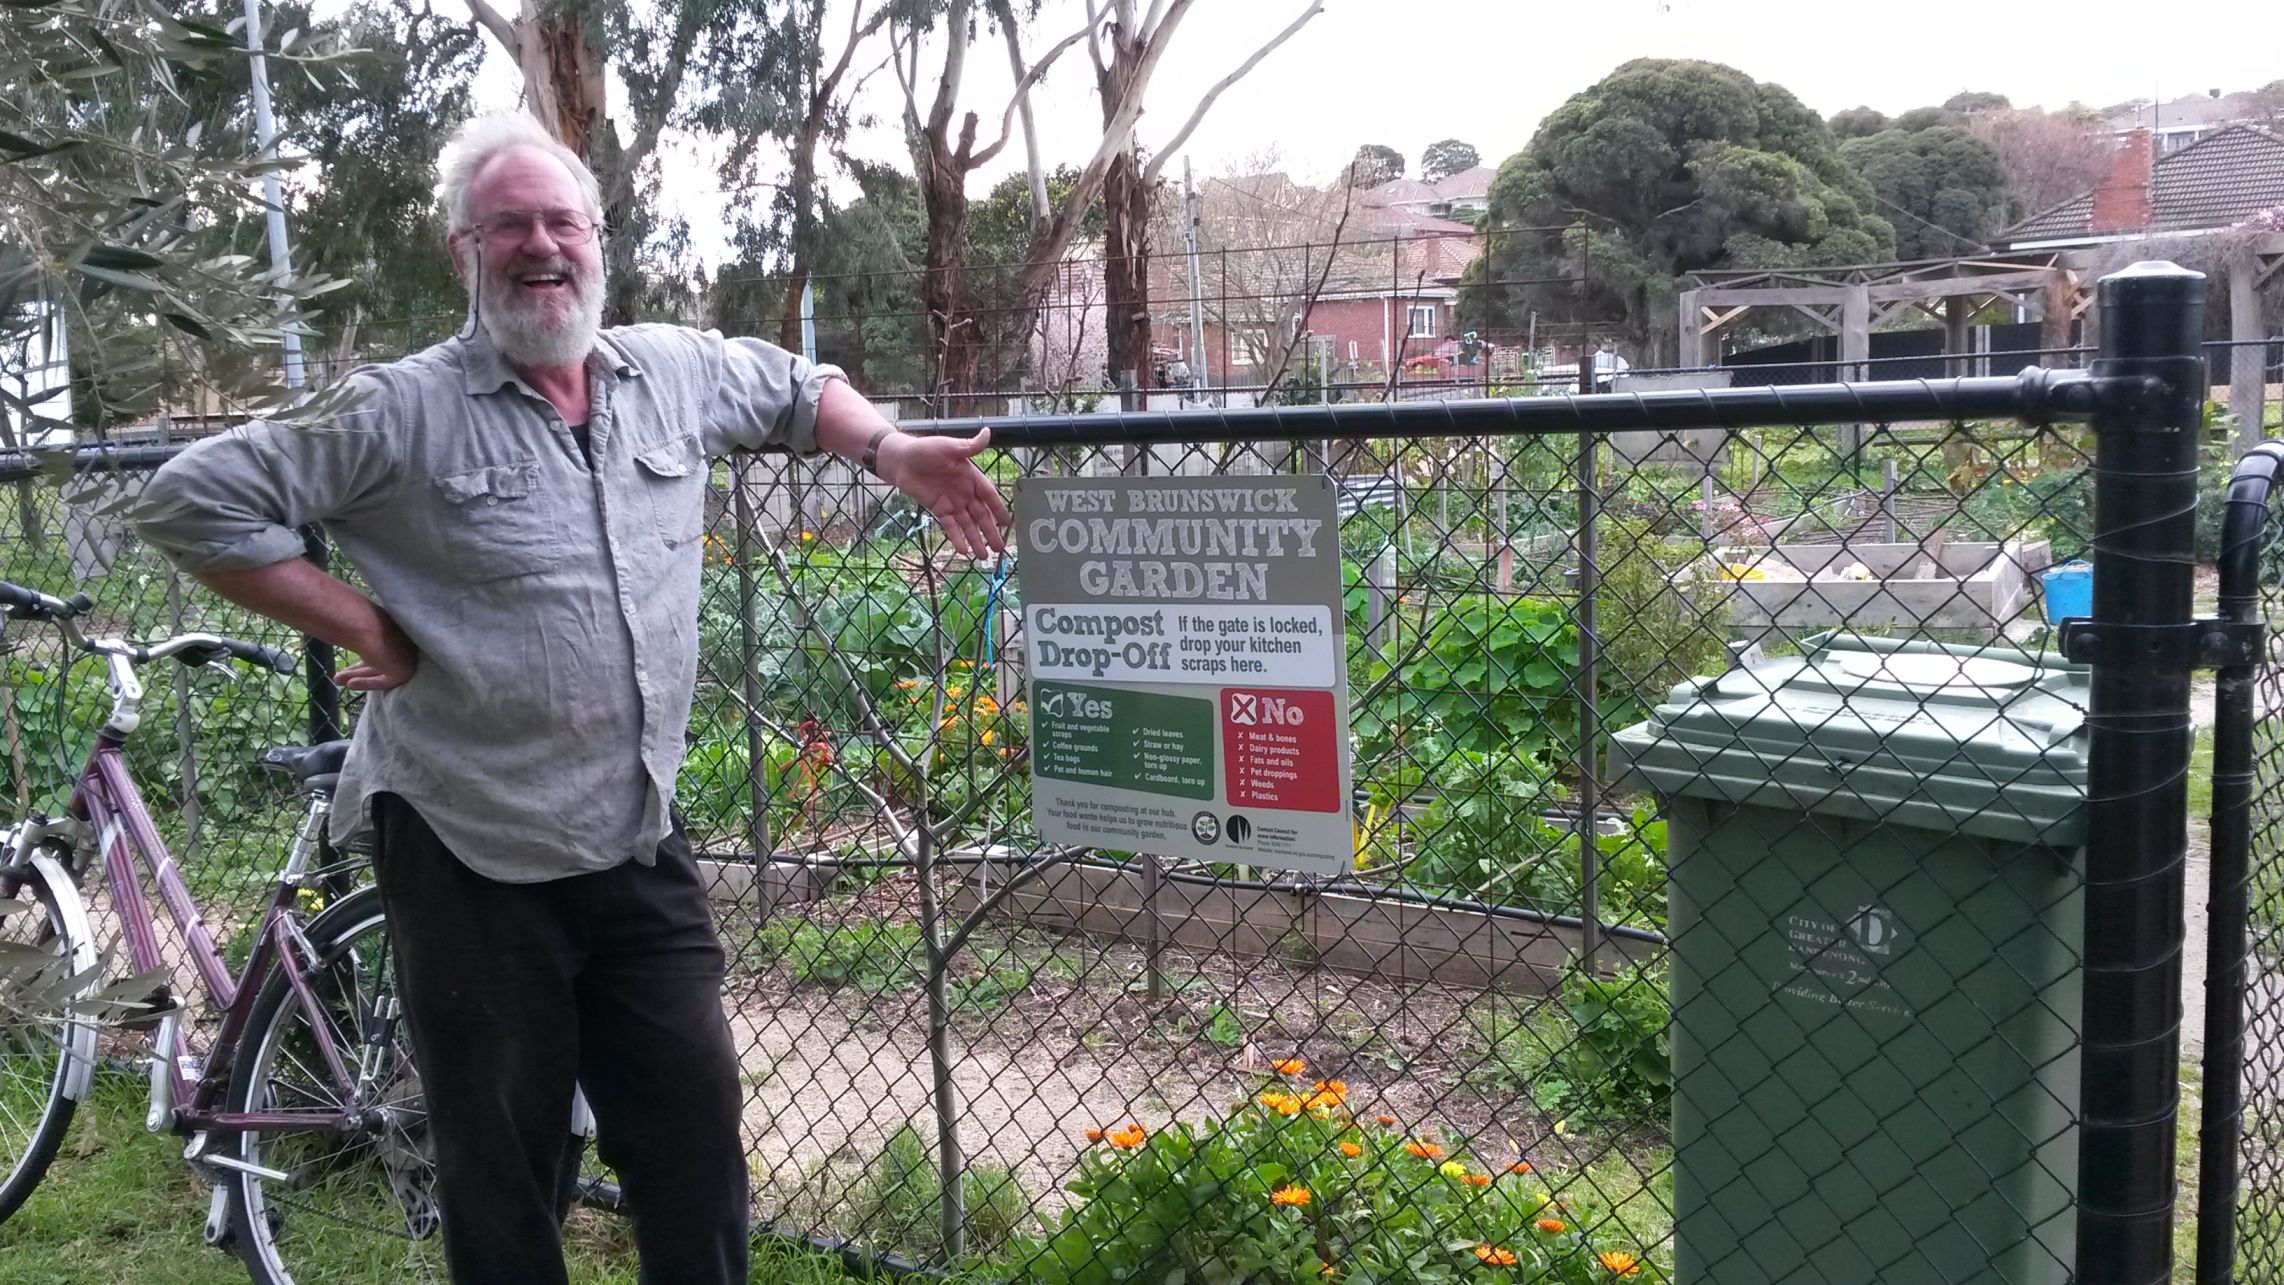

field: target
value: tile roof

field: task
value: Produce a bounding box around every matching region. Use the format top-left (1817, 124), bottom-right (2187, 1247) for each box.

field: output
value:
top-left (2001, 124), bottom-right (2284, 242)
top-left (1431, 166), bottom-right (1495, 202)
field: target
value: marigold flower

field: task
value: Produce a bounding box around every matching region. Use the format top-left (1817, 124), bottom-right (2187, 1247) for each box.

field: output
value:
top-left (1375, 1114), bottom-right (1397, 1127)
top-left (1313, 1079), bottom-right (1347, 1098)
top-left (1535, 1218), bottom-right (1567, 1234)
top-left (1270, 1057), bottom-right (1307, 1076)
top-left (800, 530), bottom-right (817, 542)
top-left (1339, 1141), bottom-right (1362, 1157)
top-left (1270, 1184), bottom-right (1311, 1207)
top-left (1083, 1128), bottom-right (1103, 1143)
top-left (1258, 1091), bottom-right (1305, 1116)
top-left (1473, 1244), bottom-right (1518, 1266)
top-left (980, 729), bottom-right (996, 745)
top-left (1107, 1124), bottom-right (1146, 1149)
top-left (1461, 1173), bottom-right (1491, 1187)
top-left (1506, 1161), bottom-right (1533, 1175)
top-left (895, 679), bottom-right (922, 690)
top-left (1599, 1251), bottom-right (1642, 1276)
top-left (1404, 1140), bottom-right (1443, 1159)
top-left (1439, 1160), bottom-right (1468, 1180)
top-left (946, 685), bottom-right (965, 700)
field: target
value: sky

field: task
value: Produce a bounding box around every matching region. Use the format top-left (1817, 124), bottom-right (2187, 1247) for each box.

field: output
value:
top-left (423, 0), bottom-right (2284, 268)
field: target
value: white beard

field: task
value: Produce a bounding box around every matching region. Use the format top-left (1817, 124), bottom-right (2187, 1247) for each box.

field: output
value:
top-left (469, 252), bottom-right (605, 368)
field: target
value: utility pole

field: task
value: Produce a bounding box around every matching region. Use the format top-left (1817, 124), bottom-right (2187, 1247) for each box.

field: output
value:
top-left (240, 0), bottom-right (305, 393)
top-left (1183, 158), bottom-right (1210, 406)
top-left (241, 0), bottom-right (336, 743)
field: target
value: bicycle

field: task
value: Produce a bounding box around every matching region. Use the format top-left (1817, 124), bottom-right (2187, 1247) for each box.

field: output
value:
top-left (0, 579), bottom-right (441, 1283)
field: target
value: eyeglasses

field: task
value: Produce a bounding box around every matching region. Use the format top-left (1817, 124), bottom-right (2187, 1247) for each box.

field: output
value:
top-left (471, 208), bottom-right (599, 246)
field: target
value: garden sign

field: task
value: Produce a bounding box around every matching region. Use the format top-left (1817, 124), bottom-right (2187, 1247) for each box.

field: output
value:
top-left (1014, 475), bottom-right (1353, 876)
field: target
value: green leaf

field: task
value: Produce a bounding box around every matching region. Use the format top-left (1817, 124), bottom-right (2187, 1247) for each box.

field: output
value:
top-left (75, 263), bottom-right (169, 293)
top-left (82, 244), bottom-right (168, 271)
top-left (157, 309), bottom-right (213, 342)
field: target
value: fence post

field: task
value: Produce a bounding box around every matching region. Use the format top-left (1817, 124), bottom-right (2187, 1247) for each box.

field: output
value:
top-left (2075, 261), bottom-right (2205, 1285)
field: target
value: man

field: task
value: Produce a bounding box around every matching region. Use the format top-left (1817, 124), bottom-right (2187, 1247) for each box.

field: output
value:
top-left (133, 111), bottom-right (1008, 1284)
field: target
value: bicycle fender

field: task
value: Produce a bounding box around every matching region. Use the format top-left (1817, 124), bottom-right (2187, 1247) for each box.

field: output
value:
top-left (29, 850), bottom-right (100, 1102)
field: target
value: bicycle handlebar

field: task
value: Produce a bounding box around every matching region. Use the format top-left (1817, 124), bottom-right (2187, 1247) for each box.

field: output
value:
top-left (0, 579), bottom-right (297, 674)
top-left (0, 580), bottom-right (92, 620)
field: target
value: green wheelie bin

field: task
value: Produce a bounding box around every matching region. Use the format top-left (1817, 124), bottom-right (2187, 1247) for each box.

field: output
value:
top-left (1609, 633), bottom-right (2087, 1283)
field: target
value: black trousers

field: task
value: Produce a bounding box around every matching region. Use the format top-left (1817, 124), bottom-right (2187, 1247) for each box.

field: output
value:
top-left (371, 793), bottom-right (749, 1285)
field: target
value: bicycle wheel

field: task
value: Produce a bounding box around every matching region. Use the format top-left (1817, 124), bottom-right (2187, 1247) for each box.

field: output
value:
top-left (0, 849), bottom-right (96, 1225)
top-left (224, 888), bottom-right (445, 1285)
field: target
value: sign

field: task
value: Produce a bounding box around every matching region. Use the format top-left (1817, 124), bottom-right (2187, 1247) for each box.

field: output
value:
top-left (1015, 476), bottom-right (1354, 875)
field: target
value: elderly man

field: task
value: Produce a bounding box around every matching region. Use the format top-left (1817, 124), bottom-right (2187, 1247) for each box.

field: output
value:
top-left (134, 111), bottom-right (1008, 1284)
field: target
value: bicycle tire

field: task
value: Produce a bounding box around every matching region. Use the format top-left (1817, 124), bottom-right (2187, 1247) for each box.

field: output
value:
top-left (0, 848), bottom-right (97, 1226)
top-left (222, 887), bottom-right (445, 1285)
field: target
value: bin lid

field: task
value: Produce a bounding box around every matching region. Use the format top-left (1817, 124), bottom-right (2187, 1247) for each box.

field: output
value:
top-left (1607, 634), bottom-right (2088, 846)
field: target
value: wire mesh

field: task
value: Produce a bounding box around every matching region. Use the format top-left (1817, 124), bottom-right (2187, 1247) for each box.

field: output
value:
top-left (0, 396), bottom-right (2115, 1280)
top-left (2235, 485), bottom-right (2284, 1278)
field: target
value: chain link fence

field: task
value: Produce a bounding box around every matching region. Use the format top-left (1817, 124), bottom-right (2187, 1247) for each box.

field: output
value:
top-left (4, 383), bottom-right (2122, 1280)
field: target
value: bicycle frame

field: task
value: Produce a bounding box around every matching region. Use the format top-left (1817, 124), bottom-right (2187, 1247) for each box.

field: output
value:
top-left (44, 644), bottom-right (367, 1142)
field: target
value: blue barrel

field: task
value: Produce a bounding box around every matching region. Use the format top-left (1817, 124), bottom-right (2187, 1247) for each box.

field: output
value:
top-left (2041, 561), bottom-right (2093, 625)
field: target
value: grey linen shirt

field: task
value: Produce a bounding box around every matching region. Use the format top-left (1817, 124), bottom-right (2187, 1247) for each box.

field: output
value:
top-left (133, 325), bottom-right (844, 882)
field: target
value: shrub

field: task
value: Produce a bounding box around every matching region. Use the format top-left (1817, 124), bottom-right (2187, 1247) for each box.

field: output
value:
top-left (819, 1125), bottom-right (1032, 1263)
top-left (1004, 1070), bottom-right (1657, 1283)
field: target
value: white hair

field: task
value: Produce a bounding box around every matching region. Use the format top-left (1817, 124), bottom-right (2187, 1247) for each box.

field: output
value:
top-left (437, 112), bottom-right (603, 233)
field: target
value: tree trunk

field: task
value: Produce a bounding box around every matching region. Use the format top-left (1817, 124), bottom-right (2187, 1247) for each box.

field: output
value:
top-left (920, 155), bottom-right (977, 398)
top-left (1100, 147), bottom-right (1152, 400)
top-left (778, 118), bottom-right (824, 351)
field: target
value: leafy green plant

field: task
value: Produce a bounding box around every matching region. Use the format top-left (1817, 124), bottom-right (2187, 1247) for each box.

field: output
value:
top-left (1469, 968), bottom-right (1671, 1129)
top-left (1351, 593), bottom-right (1577, 768)
top-left (751, 916), bottom-right (926, 993)
top-left (822, 1125), bottom-right (1032, 1264)
top-left (1005, 1071), bottom-right (1657, 1284)
top-left (1594, 516), bottom-right (1731, 715)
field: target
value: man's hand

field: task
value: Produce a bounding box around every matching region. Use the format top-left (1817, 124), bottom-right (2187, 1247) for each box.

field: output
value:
top-left (873, 428), bottom-right (1011, 558)
top-left (337, 612), bottom-right (420, 692)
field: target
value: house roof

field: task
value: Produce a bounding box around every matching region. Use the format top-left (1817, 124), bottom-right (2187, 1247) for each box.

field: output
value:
top-left (1431, 166), bottom-right (1495, 203)
top-left (1999, 124), bottom-right (2284, 243)
top-left (1361, 178), bottom-right (1442, 209)
top-left (2102, 91), bottom-right (2272, 135)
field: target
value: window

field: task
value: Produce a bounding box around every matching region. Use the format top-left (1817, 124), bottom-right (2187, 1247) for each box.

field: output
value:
top-left (1407, 304), bottom-right (1438, 338)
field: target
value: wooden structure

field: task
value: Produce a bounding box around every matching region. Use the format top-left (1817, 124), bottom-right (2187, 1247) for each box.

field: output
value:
top-left (2227, 234), bottom-right (2284, 447)
top-left (1675, 252), bottom-right (2090, 376)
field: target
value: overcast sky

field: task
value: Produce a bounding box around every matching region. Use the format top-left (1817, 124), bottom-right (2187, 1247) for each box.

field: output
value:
top-left (427, 0), bottom-right (2284, 267)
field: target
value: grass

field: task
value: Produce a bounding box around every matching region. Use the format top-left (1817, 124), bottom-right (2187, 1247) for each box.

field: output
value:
top-left (0, 1076), bottom-right (873, 1284)
top-left (2189, 725), bottom-right (2215, 819)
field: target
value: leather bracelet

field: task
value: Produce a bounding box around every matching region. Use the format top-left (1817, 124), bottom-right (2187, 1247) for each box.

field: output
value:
top-left (861, 424), bottom-right (897, 478)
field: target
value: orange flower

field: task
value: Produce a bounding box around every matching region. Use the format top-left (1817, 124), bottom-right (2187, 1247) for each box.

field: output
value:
top-left (1313, 1079), bottom-right (1348, 1098)
top-left (1375, 1114), bottom-right (1397, 1127)
top-left (1270, 1184), bottom-right (1311, 1207)
top-left (1339, 1141), bottom-right (1363, 1158)
top-left (1270, 1057), bottom-right (1307, 1076)
top-left (1535, 1218), bottom-right (1567, 1234)
top-left (1107, 1124), bottom-right (1146, 1149)
top-left (1083, 1127), bottom-right (1103, 1143)
top-left (1506, 1161), bottom-right (1533, 1175)
top-left (1472, 1244), bottom-right (1519, 1266)
top-left (1599, 1251), bottom-right (1642, 1276)
top-left (1258, 1091), bottom-right (1305, 1116)
top-left (1460, 1173), bottom-right (1491, 1188)
top-left (1404, 1140), bottom-right (1443, 1159)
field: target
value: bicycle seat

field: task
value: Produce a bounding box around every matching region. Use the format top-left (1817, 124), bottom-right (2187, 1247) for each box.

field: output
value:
top-left (259, 741), bottom-right (350, 789)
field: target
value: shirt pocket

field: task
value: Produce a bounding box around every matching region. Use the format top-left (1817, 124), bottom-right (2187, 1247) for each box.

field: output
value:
top-left (431, 459), bottom-right (561, 583)
top-left (632, 435), bottom-right (707, 549)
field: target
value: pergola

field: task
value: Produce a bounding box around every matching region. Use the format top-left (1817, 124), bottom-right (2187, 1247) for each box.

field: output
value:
top-left (1674, 251), bottom-right (2090, 374)
top-left (1674, 235), bottom-right (2284, 447)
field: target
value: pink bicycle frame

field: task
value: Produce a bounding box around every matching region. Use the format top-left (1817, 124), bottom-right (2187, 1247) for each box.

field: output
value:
top-left (71, 735), bottom-right (359, 1135)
